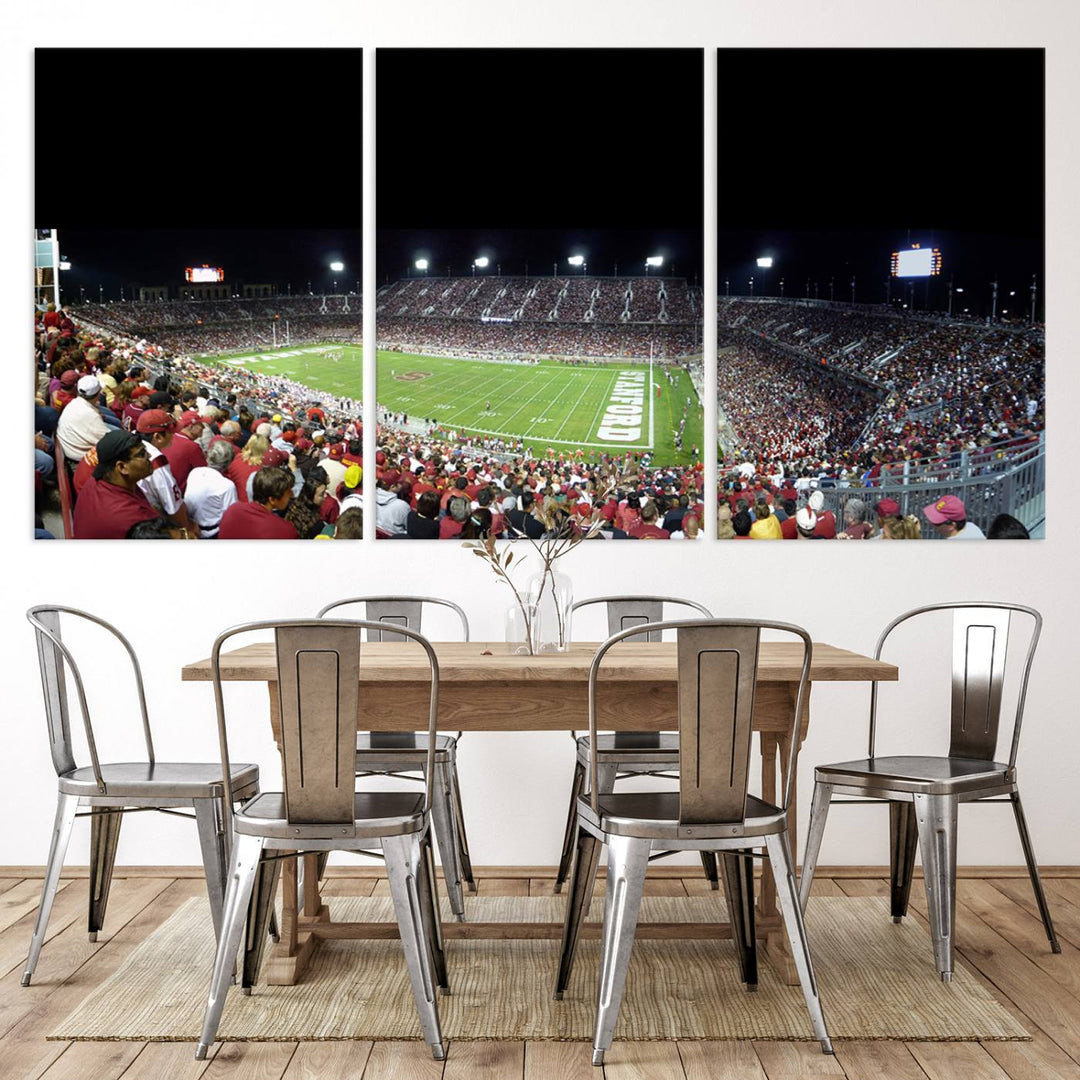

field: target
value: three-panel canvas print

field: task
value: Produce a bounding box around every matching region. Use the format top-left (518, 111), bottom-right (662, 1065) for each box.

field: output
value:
top-left (34, 48), bottom-right (1044, 541)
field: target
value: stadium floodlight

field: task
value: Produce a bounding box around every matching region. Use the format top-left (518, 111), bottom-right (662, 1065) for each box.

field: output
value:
top-left (474, 257), bottom-right (490, 268)
top-left (645, 256), bottom-right (663, 267)
top-left (756, 257), bottom-right (774, 268)
top-left (329, 261), bottom-right (345, 272)
top-left (568, 255), bottom-right (585, 266)
top-left (58, 261), bottom-right (71, 271)
top-left (956, 287), bottom-right (964, 293)
top-left (415, 259), bottom-right (429, 270)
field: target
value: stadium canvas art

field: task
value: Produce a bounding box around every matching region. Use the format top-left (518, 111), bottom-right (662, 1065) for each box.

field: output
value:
top-left (374, 48), bottom-right (705, 542)
top-left (33, 50), bottom-right (364, 541)
top-left (716, 48), bottom-right (1045, 542)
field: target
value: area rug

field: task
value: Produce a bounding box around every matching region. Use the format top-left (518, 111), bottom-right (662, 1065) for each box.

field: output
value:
top-left (50, 895), bottom-right (1027, 1042)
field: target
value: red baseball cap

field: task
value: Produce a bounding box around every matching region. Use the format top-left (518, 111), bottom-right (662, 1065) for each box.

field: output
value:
top-left (178, 410), bottom-right (204, 428)
top-left (59, 370), bottom-right (80, 388)
top-left (135, 409), bottom-right (176, 434)
top-left (262, 448), bottom-right (289, 468)
top-left (923, 495), bottom-right (967, 524)
top-left (876, 498), bottom-right (901, 518)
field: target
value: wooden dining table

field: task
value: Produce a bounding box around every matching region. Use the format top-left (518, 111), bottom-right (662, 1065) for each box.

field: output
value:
top-left (182, 639), bottom-right (897, 986)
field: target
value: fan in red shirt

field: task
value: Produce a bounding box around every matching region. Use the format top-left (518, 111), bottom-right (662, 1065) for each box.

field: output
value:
top-left (163, 412), bottom-right (208, 492)
top-left (218, 465), bottom-right (298, 539)
top-left (73, 430), bottom-right (162, 540)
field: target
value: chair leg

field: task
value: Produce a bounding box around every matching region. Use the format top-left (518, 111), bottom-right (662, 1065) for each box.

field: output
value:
top-left (913, 793), bottom-right (958, 981)
top-left (87, 808), bottom-right (124, 942)
top-left (554, 759), bottom-right (587, 894)
top-left (446, 753), bottom-right (476, 893)
top-left (592, 834), bottom-right (651, 1066)
top-left (23, 792), bottom-right (78, 986)
top-left (241, 854), bottom-right (281, 993)
top-left (1010, 790), bottom-right (1061, 953)
top-left (429, 761), bottom-right (465, 920)
top-left (554, 824), bottom-right (602, 999)
top-left (417, 826), bottom-right (450, 993)
top-left (196, 833), bottom-right (264, 1060)
top-left (194, 798), bottom-right (228, 941)
top-left (699, 852), bottom-right (720, 891)
top-left (720, 851), bottom-right (757, 989)
top-left (765, 831), bottom-right (833, 1054)
top-left (889, 800), bottom-right (919, 923)
top-left (798, 781), bottom-right (833, 912)
top-left (383, 832), bottom-right (445, 1060)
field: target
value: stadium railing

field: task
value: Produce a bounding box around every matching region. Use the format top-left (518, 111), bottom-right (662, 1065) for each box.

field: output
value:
top-left (808, 433), bottom-right (1046, 538)
top-left (53, 439), bottom-right (75, 540)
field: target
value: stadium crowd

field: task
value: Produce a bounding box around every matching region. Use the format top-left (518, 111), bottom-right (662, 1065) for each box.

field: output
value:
top-left (34, 303), bottom-right (365, 540)
top-left (378, 275), bottom-right (701, 325)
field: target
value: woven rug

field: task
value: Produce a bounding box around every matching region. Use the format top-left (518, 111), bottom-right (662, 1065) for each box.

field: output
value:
top-left (50, 895), bottom-right (1026, 1042)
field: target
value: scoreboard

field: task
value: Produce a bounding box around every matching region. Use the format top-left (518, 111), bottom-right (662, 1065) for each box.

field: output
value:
top-left (185, 265), bottom-right (225, 283)
top-left (891, 245), bottom-right (942, 278)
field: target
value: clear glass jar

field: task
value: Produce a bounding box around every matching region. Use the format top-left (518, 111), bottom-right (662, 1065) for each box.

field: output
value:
top-left (504, 601), bottom-right (541, 655)
top-left (527, 570), bottom-right (574, 653)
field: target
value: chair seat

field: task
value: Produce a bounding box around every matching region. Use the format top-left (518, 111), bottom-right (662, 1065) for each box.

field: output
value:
top-left (59, 761), bottom-right (259, 799)
top-left (356, 733), bottom-right (456, 760)
top-left (815, 755), bottom-right (1015, 795)
top-left (234, 791), bottom-right (426, 840)
top-left (576, 733), bottom-right (679, 766)
top-left (577, 790), bottom-right (785, 840)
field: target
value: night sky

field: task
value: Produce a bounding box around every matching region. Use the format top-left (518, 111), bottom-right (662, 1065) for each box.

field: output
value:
top-left (36, 47), bottom-right (1041, 316)
top-left (718, 48), bottom-right (1043, 313)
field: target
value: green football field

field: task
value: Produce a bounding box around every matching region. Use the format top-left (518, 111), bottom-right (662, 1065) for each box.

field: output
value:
top-left (198, 343), bottom-right (702, 465)
top-left (377, 352), bottom-right (703, 465)
top-left (203, 343), bottom-right (364, 401)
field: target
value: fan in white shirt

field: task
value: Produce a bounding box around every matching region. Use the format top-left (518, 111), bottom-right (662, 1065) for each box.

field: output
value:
top-left (184, 441), bottom-right (239, 538)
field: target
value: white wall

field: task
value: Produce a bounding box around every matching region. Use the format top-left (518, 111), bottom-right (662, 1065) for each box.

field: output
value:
top-left (4, 0), bottom-right (1078, 871)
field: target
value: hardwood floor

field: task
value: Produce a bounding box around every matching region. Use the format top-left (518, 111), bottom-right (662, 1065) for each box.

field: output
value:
top-left (2, 867), bottom-right (1076, 1080)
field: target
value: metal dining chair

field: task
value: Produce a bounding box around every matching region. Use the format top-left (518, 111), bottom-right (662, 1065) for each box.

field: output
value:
top-left (317, 596), bottom-right (474, 919)
top-left (799, 602), bottom-right (1059, 982)
top-left (554, 619), bottom-right (832, 1065)
top-left (197, 618), bottom-right (447, 1061)
top-left (23, 605), bottom-right (262, 987)
top-left (554, 596), bottom-right (718, 893)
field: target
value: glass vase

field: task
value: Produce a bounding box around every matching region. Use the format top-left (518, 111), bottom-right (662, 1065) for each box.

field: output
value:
top-left (527, 570), bottom-right (574, 653)
top-left (505, 601), bottom-right (541, 655)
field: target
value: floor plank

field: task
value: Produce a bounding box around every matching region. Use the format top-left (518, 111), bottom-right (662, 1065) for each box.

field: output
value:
top-left (38, 1040), bottom-right (144, 1079)
top-left (834, 1041), bottom-right (927, 1079)
top-left (282, 1041), bottom-right (372, 1079)
top-left (443, 1040), bottom-right (523, 1078)
top-left (957, 881), bottom-right (1080, 999)
top-left (679, 1040), bottom-right (766, 1079)
top-left (751, 1041), bottom-right (844, 1076)
top-left (982, 1030), bottom-right (1080, 1080)
top-left (0, 880), bottom-right (25, 898)
top-left (0, 881), bottom-right (74, 942)
top-left (200, 1042), bottom-right (298, 1080)
top-left (908, 1042), bottom-right (1009, 1080)
top-left (990, 878), bottom-right (1080, 952)
top-left (119, 1041), bottom-right (221, 1080)
top-left (525, 1040), bottom-right (596, 1080)
top-left (474, 879), bottom-right (530, 898)
top-left (0, 879), bottom-right (195, 1080)
top-left (361, 1040), bottom-right (445, 1080)
top-left (0, 881), bottom-right (81, 981)
top-left (323, 878), bottom-right (378, 898)
top-left (604, 1041), bottom-right (686, 1080)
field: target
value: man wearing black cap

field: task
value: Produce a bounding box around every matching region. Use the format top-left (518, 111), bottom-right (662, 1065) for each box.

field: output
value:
top-left (73, 431), bottom-right (162, 539)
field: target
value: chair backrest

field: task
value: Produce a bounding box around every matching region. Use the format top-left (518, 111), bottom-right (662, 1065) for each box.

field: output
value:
top-left (317, 596), bottom-right (469, 642)
top-left (870, 602), bottom-right (1040, 768)
top-left (211, 619), bottom-right (440, 824)
top-left (571, 595), bottom-right (713, 642)
top-left (587, 619), bottom-right (811, 822)
top-left (26, 606), bottom-right (154, 790)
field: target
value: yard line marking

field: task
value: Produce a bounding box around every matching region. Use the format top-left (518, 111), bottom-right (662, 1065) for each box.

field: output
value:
top-left (521, 367), bottom-right (585, 439)
top-left (496, 369), bottom-right (568, 429)
top-left (552, 367), bottom-right (606, 441)
top-left (458, 425), bottom-right (653, 450)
